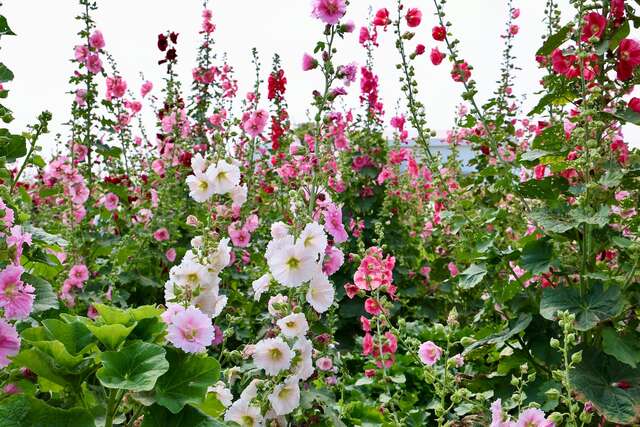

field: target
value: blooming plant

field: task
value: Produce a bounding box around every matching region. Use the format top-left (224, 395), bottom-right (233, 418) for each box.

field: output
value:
top-left (0, 0), bottom-right (640, 426)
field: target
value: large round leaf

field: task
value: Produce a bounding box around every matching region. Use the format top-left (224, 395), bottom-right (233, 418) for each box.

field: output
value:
top-left (0, 395), bottom-right (94, 427)
top-left (97, 342), bottom-right (169, 391)
top-left (539, 284), bottom-right (623, 331)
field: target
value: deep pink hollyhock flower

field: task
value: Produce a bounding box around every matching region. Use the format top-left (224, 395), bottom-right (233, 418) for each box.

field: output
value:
top-left (302, 53), bottom-right (318, 71)
top-left (373, 8), bottom-right (390, 27)
top-left (405, 8), bottom-right (422, 27)
top-left (432, 25), bottom-right (446, 41)
top-left (611, 0), bottom-right (625, 19)
top-left (87, 305), bottom-right (98, 319)
top-left (418, 341), bottom-right (443, 366)
top-left (431, 47), bottom-right (445, 65)
top-left (510, 24), bottom-right (519, 35)
top-left (581, 12), bottom-right (606, 43)
top-left (364, 297), bottom-right (382, 315)
top-left (414, 44), bottom-right (426, 56)
top-left (86, 54), bottom-right (102, 74)
top-left (3, 383), bottom-right (20, 394)
top-left (617, 38), bottom-right (640, 80)
top-left (362, 332), bottom-right (374, 355)
top-left (141, 80), bottom-right (153, 97)
top-left (103, 193), bottom-right (119, 211)
top-left (512, 8), bottom-right (521, 19)
top-left (152, 159), bottom-right (165, 176)
top-left (89, 30), bottom-right (105, 49)
top-left (364, 368), bottom-right (376, 377)
top-left (360, 316), bottom-right (371, 332)
top-left (165, 248), bottom-right (177, 263)
top-left (451, 61), bottom-right (471, 82)
top-left (74, 45), bottom-right (89, 62)
top-left (0, 265), bottom-right (35, 320)
top-left (344, 283), bottom-right (359, 299)
top-left (166, 307), bottom-right (214, 353)
top-left (153, 228), bottom-right (170, 242)
top-left (7, 225), bottom-right (32, 261)
top-left (211, 324), bottom-right (223, 346)
top-left (359, 27), bottom-right (371, 45)
top-left (629, 97), bottom-right (640, 113)
top-left (0, 320), bottom-right (20, 368)
top-left (311, 0), bottom-right (347, 25)
top-left (342, 20), bottom-right (355, 33)
top-left (322, 245), bottom-right (344, 276)
top-left (323, 203), bottom-right (348, 243)
top-left (69, 264), bottom-right (89, 282)
top-left (448, 262), bottom-right (458, 277)
top-left (105, 76), bottom-right (127, 100)
top-left (534, 164), bottom-right (550, 180)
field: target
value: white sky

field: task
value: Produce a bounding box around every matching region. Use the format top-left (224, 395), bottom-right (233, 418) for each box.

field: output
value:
top-left (2, 0), bottom-right (639, 152)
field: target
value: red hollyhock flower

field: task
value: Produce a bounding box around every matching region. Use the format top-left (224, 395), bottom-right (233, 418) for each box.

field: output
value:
top-left (580, 12), bottom-right (606, 43)
top-left (432, 25), bottom-right (446, 41)
top-left (617, 38), bottom-right (640, 80)
top-left (629, 97), bottom-right (640, 113)
top-left (430, 47), bottom-right (445, 65)
top-left (451, 61), bottom-right (471, 82)
top-left (414, 44), bottom-right (425, 56)
top-left (373, 8), bottom-right (390, 27)
top-left (157, 34), bottom-right (168, 51)
top-left (405, 8), bottom-right (422, 28)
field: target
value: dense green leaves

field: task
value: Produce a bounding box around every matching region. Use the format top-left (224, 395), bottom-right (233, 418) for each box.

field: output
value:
top-left (141, 405), bottom-right (219, 427)
top-left (458, 264), bottom-right (487, 289)
top-left (464, 314), bottom-right (532, 354)
top-left (97, 342), bottom-right (169, 391)
top-left (0, 396), bottom-right (94, 427)
top-left (602, 328), bottom-right (640, 368)
top-left (521, 239), bottom-right (553, 275)
top-left (536, 23), bottom-right (573, 56)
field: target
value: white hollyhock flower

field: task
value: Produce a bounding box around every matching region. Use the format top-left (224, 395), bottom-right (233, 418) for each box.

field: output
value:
top-left (253, 337), bottom-right (294, 376)
top-left (270, 221), bottom-right (290, 240)
top-left (207, 160), bottom-right (240, 195)
top-left (306, 273), bottom-right (335, 313)
top-left (209, 238), bottom-right (231, 274)
top-left (292, 337), bottom-right (314, 380)
top-left (268, 294), bottom-right (289, 317)
top-left (265, 235), bottom-right (294, 259)
top-left (208, 381), bottom-right (233, 408)
top-left (252, 273), bottom-right (271, 301)
top-left (186, 171), bottom-right (215, 202)
top-left (268, 377), bottom-right (301, 416)
top-left (191, 153), bottom-right (207, 174)
top-left (240, 379), bottom-right (262, 402)
top-left (299, 222), bottom-right (328, 256)
top-left (194, 290), bottom-right (227, 318)
top-left (276, 313), bottom-right (309, 338)
top-left (224, 399), bottom-right (264, 427)
top-left (268, 241), bottom-right (317, 287)
top-left (165, 260), bottom-right (220, 304)
top-left (231, 184), bottom-right (248, 208)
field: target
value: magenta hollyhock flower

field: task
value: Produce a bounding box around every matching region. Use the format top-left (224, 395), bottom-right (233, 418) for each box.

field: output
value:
top-left (69, 264), bottom-right (89, 282)
top-left (418, 341), bottom-right (443, 366)
top-left (7, 225), bottom-right (32, 261)
top-left (431, 48), bottom-right (446, 65)
top-left (85, 54), bottom-right (102, 74)
top-left (323, 203), bottom-right (348, 243)
top-left (617, 38), bottom-right (640, 80)
top-left (0, 319), bottom-right (20, 367)
top-left (302, 53), bottom-right (318, 72)
top-left (0, 265), bottom-right (35, 320)
top-left (515, 408), bottom-right (553, 427)
top-left (167, 306), bottom-right (214, 353)
top-left (405, 8), bottom-right (422, 27)
top-left (103, 193), bottom-right (119, 211)
top-left (165, 248), bottom-right (177, 263)
top-left (153, 228), bottom-right (170, 242)
top-left (89, 30), bottom-right (105, 49)
top-left (311, 0), bottom-right (347, 25)
top-left (140, 80), bottom-right (153, 98)
top-left (322, 245), bottom-right (344, 276)
top-left (581, 12), bottom-right (606, 43)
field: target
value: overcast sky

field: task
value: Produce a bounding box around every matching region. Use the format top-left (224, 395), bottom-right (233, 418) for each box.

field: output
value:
top-left (2, 0), bottom-right (639, 153)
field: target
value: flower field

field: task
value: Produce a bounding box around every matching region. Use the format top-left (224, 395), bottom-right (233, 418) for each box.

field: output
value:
top-left (0, 0), bottom-right (640, 426)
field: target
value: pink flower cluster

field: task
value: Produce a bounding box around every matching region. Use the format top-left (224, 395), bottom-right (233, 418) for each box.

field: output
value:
top-left (0, 265), bottom-right (35, 321)
top-left (164, 305), bottom-right (215, 353)
top-left (74, 30), bottom-right (104, 74)
top-left (43, 157), bottom-right (90, 222)
top-left (60, 264), bottom-right (90, 307)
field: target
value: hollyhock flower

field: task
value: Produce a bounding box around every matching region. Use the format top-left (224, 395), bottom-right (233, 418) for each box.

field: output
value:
top-left (360, 316), bottom-right (371, 332)
top-left (534, 164), bottom-right (551, 180)
top-left (74, 45), bottom-right (89, 62)
top-left (151, 159), bottom-right (165, 176)
top-left (141, 80), bottom-right (153, 97)
top-left (242, 109), bottom-right (268, 138)
top-left (311, 0), bottom-right (347, 25)
top-left (207, 160), bottom-right (241, 195)
top-left (268, 241), bottom-right (317, 287)
top-left (86, 54), bottom-right (102, 74)
top-left (269, 376), bottom-right (301, 416)
top-left (186, 171), bottom-right (215, 202)
top-left (323, 204), bottom-right (348, 243)
top-left (448, 262), bottom-right (458, 277)
top-left (209, 238), bottom-right (231, 274)
top-left (431, 47), bottom-right (445, 65)
top-left (432, 25), bottom-right (446, 41)
top-left (510, 25), bottom-right (519, 35)
top-left (165, 248), bottom-right (177, 263)
top-left (166, 306), bottom-right (214, 353)
top-left (516, 408), bottom-right (553, 427)
top-left (490, 399), bottom-right (512, 427)
top-left (581, 12), bottom-right (606, 43)
top-left (75, 88), bottom-right (87, 106)
top-left (252, 273), bottom-right (271, 301)
top-left (208, 381), bottom-right (233, 408)
top-left (414, 44), bottom-right (426, 56)
top-left (224, 399), bottom-right (264, 427)
top-left (231, 184), bottom-right (248, 208)
top-left (302, 53), bottom-right (318, 71)
top-left (364, 297), bottom-right (382, 315)
top-left (103, 192), bottom-right (119, 211)
top-left (0, 265), bottom-right (35, 320)
top-left (253, 337), bottom-right (294, 376)
top-left (322, 245), bottom-right (344, 276)
top-left (293, 337), bottom-right (315, 380)
top-left (0, 320), bottom-right (20, 367)
top-left (405, 8), bottom-right (422, 27)
top-left (228, 224), bottom-right (251, 248)
top-left (451, 61), bottom-right (472, 82)
top-left (153, 228), bottom-right (170, 242)
top-left (316, 357), bottom-right (333, 371)
top-left (617, 38), bottom-right (640, 80)
top-left (306, 274), bottom-right (335, 313)
top-left (194, 290), bottom-right (227, 318)
top-left (612, 0), bottom-right (625, 19)
top-left (161, 303), bottom-right (185, 324)
top-left (418, 341), bottom-right (443, 366)
top-left (69, 264), bottom-right (89, 282)
top-left (629, 97), bottom-right (640, 113)
top-left (362, 332), bottom-right (374, 355)
top-left (452, 353), bottom-right (465, 367)
top-left (373, 8), bottom-right (391, 27)
top-left (3, 383), bottom-right (19, 394)
top-left (277, 312), bottom-right (309, 338)
top-left (89, 30), bottom-right (105, 49)
top-left (7, 226), bottom-right (32, 261)
top-left (512, 8), bottom-right (521, 19)
top-left (300, 222), bottom-right (328, 255)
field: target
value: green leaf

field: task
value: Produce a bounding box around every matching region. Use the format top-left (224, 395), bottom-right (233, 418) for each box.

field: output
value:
top-left (529, 209), bottom-right (576, 233)
top-left (97, 342), bottom-right (169, 392)
top-left (28, 340), bottom-right (84, 370)
top-left (521, 239), bottom-right (552, 275)
top-left (0, 132), bottom-right (25, 162)
top-left (569, 205), bottom-right (610, 227)
top-left (194, 393), bottom-right (226, 419)
top-left (0, 395), bottom-right (94, 427)
top-left (532, 124), bottom-right (565, 150)
top-left (464, 314), bottom-right (532, 354)
top-left (613, 108), bottom-right (640, 125)
top-left (609, 20), bottom-right (630, 50)
top-left (95, 303), bottom-right (134, 325)
top-left (86, 323), bottom-right (136, 350)
top-left (0, 16), bottom-right (16, 36)
top-left (570, 349), bottom-right (640, 424)
top-left (537, 24), bottom-right (572, 56)
top-left (12, 349), bottom-right (73, 387)
top-left (521, 149), bottom-right (552, 162)
top-left (539, 284), bottom-right (624, 331)
top-left (141, 405), bottom-right (219, 427)
top-left (602, 327), bottom-right (640, 368)
top-left (458, 264), bottom-right (487, 289)
top-left (155, 349), bottom-right (220, 413)
top-left (41, 319), bottom-right (95, 355)
top-left (0, 63), bottom-right (14, 83)
top-left (22, 273), bottom-right (59, 312)
top-left (20, 224), bottom-right (67, 247)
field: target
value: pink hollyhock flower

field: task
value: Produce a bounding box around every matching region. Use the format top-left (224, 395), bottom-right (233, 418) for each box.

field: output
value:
top-left (451, 61), bottom-right (472, 82)
top-left (211, 324), bottom-right (223, 346)
top-left (617, 38), bottom-right (640, 80)
top-left (373, 8), bottom-right (390, 27)
top-left (0, 320), bottom-right (20, 368)
top-left (89, 30), bottom-right (105, 49)
top-left (242, 109), bottom-right (268, 138)
top-left (153, 228), bottom-right (170, 242)
top-left (0, 265), bottom-right (35, 320)
top-left (106, 76), bottom-right (127, 100)
top-left (362, 332), bottom-right (373, 355)
top-left (74, 45), bottom-right (89, 62)
top-left (69, 264), bottom-right (89, 282)
top-left (432, 25), bottom-right (446, 41)
top-left (166, 306), bottom-right (214, 353)
top-left (228, 224), bottom-right (251, 248)
top-left (342, 20), bottom-right (355, 33)
top-left (103, 193), bottom-right (119, 211)
top-left (244, 214), bottom-right (260, 233)
top-left (75, 88), bottom-right (87, 106)
top-left (86, 54), bottom-right (102, 74)
top-left (405, 8), bottom-right (422, 27)
top-left (323, 204), bottom-right (348, 243)
top-left (515, 408), bottom-right (554, 427)
top-left (581, 12), bottom-right (606, 43)
top-left (141, 80), bottom-right (153, 97)
top-left (431, 47), bottom-right (446, 65)
top-left (165, 248), bottom-right (177, 263)
top-left (7, 226), bottom-right (32, 262)
top-left (452, 353), bottom-right (465, 367)
top-left (3, 383), bottom-right (20, 394)
top-left (448, 262), bottom-right (458, 277)
top-left (364, 297), bottom-right (382, 315)
top-left (490, 399), bottom-right (512, 427)
top-left (316, 356), bottom-right (333, 371)
top-left (302, 53), bottom-right (318, 71)
top-left (512, 8), bottom-right (521, 19)
top-left (344, 283), bottom-right (359, 299)
top-left (87, 305), bottom-right (98, 319)
top-left (323, 245), bottom-right (344, 276)
top-left (418, 341), bottom-right (443, 366)
top-left (151, 159), bottom-right (165, 176)
top-left (311, 0), bottom-right (347, 25)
